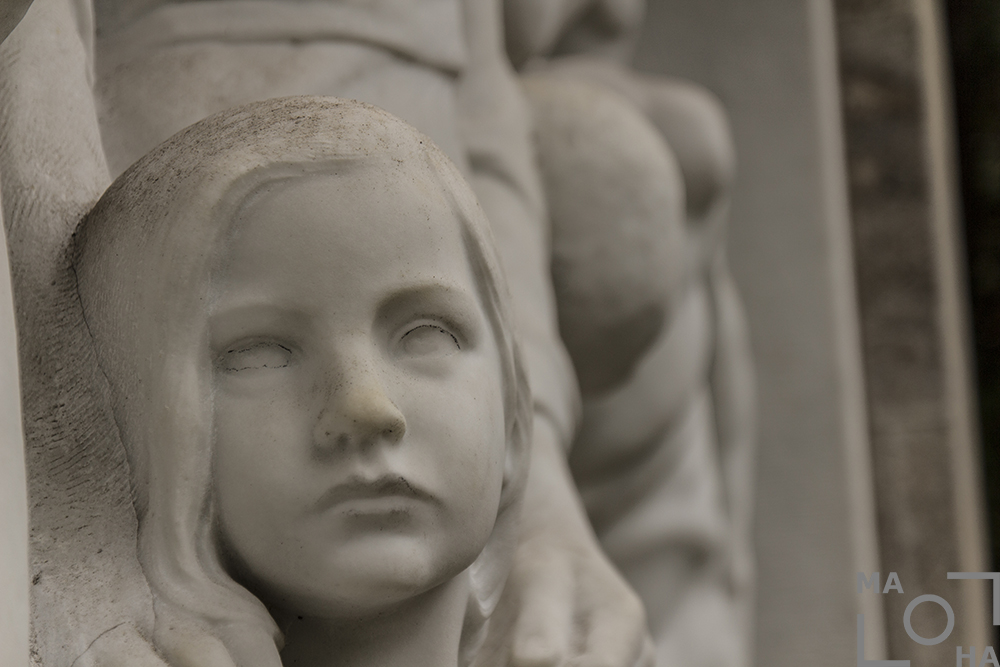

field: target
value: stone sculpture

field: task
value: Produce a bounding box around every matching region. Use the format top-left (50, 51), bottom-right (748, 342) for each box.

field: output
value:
top-left (0, 1), bottom-right (755, 665)
top-left (503, 2), bottom-right (758, 665)
top-left (92, 14), bottom-right (650, 667)
top-left (0, 2), bottom-right (156, 664)
top-left (1, 1), bottom-right (649, 664)
top-left (73, 96), bottom-right (530, 667)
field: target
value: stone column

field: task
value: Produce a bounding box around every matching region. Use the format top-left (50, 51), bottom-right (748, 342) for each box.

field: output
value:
top-left (834, 0), bottom-right (989, 663)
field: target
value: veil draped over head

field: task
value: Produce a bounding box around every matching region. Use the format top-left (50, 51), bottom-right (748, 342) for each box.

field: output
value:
top-left (74, 96), bottom-right (532, 667)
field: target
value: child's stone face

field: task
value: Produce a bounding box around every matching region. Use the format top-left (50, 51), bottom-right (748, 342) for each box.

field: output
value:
top-left (208, 165), bottom-right (507, 619)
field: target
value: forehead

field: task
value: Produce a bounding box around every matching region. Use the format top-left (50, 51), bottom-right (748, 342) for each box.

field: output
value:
top-left (212, 161), bottom-right (477, 304)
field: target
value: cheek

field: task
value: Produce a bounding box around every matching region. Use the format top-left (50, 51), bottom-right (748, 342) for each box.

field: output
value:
top-left (211, 385), bottom-right (315, 561)
top-left (404, 359), bottom-right (507, 538)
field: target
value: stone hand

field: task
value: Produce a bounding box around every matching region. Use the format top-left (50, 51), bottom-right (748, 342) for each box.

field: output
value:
top-left (484, 417), bottom-right (654, 667)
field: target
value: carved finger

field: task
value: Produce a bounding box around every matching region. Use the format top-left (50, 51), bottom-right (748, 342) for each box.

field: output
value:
top-left (571, 585), bottom-right (650, 667)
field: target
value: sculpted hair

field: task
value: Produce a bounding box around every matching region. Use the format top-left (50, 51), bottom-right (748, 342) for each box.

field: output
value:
top-left (74, 97), bottom-right (531, 667)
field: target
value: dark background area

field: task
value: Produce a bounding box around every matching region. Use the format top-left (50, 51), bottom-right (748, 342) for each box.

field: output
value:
top-left (946, 0), bottom-right (1000, 578)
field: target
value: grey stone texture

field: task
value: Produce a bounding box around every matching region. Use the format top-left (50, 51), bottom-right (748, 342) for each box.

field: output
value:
top-left (835, 0), bottom-right (988, 663)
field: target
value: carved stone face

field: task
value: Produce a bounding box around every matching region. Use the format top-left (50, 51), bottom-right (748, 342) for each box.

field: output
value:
top-left (208, 164), bottom-right (507, 620)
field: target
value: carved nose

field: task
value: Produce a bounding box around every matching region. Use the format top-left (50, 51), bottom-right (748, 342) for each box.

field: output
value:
top-left (313, 374), bottom-right (406, 457)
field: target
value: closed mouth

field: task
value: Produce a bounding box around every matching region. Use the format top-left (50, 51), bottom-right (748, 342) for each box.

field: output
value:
top-left (315, 474), bottom-right (436, 512)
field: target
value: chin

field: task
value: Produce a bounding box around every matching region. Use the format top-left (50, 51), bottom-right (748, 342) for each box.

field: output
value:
top-left (282, 538), bottom-right (460, 619)
top-left (248, 527), bottom-right (487, 620)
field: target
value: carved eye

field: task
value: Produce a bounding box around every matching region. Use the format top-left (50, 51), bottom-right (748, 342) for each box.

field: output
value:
top-left (399, 324), bottom-right (460, 356)
top-left (218, 341), bottom-right (293, 372)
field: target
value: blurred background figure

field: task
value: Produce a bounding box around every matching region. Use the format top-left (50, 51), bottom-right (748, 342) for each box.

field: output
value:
top-left (503, 1), bottom-right (757, 666)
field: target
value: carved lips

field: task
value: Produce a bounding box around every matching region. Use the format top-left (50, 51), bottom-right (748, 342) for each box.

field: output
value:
top-left (315, 474), bottom-right (438, 515)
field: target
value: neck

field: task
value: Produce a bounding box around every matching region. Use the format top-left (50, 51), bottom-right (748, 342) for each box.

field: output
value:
top-left (275, 573), bottom-right (470, 667)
